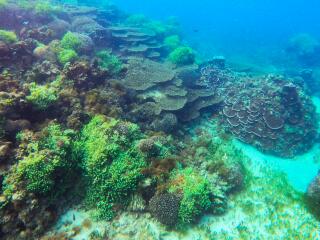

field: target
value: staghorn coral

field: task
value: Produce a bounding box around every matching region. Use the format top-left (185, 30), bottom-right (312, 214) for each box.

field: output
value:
top-left (57, 49), bottom-right (78, 65)
top-left (164, 35), bottom-right (181, 51)
top-left (3, 123), bottom-right (76, 196)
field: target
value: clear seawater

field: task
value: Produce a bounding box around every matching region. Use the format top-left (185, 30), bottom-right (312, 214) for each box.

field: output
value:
top-left (2, 0), bottom-right (320, 239)
top-left (114, 0), bottom-right (320, 67)
top-left (112, 0), bottom-right (320, 192)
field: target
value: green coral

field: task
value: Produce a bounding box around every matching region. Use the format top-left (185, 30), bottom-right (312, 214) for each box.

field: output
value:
top-left (169, 168), bottom-right (211, 224)
top-left (75, 115), bottom-right (146, 219)
top-left (58, 49), bottom-right (78, 65)
top-left (3, 123), bottom-right (76, 197)
top-left (168, 46), bottom-right (195, 65)
top-left (60, 32), bottom-right (82, 51)
top-left (0, 30), bottom-right (18, 44)
top-left (164, 35), bottom-right (181, 51)
top-left (26, 77), bottom-right (62, 110)
top-left (96, 50), bottom-right (123, 75)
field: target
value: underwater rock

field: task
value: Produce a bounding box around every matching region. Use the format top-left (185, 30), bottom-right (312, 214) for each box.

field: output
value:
top-left (71, 16), bottom-right (108, 43)
top-left (149, 193), bottom-right (181, 227)
top-left (26, 60), bottom-right (60, 83)
top-left (286, 33), bottom-right (320, 67)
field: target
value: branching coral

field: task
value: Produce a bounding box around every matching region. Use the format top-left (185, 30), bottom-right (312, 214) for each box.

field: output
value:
top-left (74, 115), bottom-right (146, 220)
top-left (56, 32), bottom-right (82, 65)
top-left (125, 14), bottom-right (178, 36)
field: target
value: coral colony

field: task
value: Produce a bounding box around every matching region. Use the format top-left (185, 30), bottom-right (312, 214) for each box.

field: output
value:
top-left (0, 1), bottom-right (319, 239)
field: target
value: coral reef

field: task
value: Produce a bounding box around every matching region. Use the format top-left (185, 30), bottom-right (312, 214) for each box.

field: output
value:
top-left (0, 30), bottom-right (18, 44)
top-left (95, 50), bottom-right (123, 75)
top-left (149, 193), bottom-right (181, 227)
top-left (0, 123), bottom-right (78, 239)
top-left (168, 46), bottom-right (196, 66)
top-left (169, 168), bottom-right (212, 225)
top-left (0, 1), bottom-right (318, 239)
top-left (74, 115), bottom-right (146, 220)
top-left (218, 74), bottom-right (318, 157)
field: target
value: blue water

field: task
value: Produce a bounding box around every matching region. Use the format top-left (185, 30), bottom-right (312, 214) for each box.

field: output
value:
top-left (112, 0), bottom-right (320, 192)
top-left (114, 0), bottom-right (320, 63)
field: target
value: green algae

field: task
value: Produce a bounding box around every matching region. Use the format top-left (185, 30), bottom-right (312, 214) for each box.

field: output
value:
top-left (169, 167), bottom-right (212, 225)
top-left (74, 115), bottom-right (146, 220)
top-left (58, 49), bottom-right (78, 65)
top-left (164, 35), bottom-right (181, 51)
top-left (60, 32), bottom-right (82, 51)
top-left (168, 46), bottom-right (196, 65)
top-left (96, 50), bottom-right (123, 75)
top-left (26, 77), bottom-right (62, 110)
top-left (0, 30), bottom-right (18, 44)
top-left (3, 123), bottom-right (77, 199)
